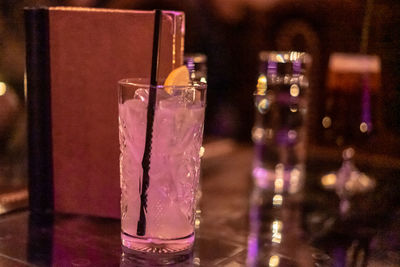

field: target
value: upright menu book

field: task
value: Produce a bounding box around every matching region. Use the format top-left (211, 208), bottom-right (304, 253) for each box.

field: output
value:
top-left (25, 7), bottom-right (185, 218)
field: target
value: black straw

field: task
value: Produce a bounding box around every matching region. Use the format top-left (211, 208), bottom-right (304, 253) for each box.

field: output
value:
top-left (137, 9), bottom-right (162, 236)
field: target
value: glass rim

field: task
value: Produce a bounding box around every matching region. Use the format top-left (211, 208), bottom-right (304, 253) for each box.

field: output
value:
top-left (118, 78), bottom-right (206, 90)
top-left (259, 51), bottom-right (311, 63)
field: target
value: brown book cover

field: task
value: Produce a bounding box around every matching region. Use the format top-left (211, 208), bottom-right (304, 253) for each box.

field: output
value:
top-left (25, 7), bottom-right (185, 218)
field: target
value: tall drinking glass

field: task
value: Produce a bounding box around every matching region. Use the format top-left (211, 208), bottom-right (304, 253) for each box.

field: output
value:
top-left (252, 51), bottom-right (311, 193)
top-left (118, 78), bottom-right (206, 254)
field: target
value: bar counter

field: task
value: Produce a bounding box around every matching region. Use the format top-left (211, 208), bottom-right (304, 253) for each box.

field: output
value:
top-left (0, 141), bottom-right (399, 266)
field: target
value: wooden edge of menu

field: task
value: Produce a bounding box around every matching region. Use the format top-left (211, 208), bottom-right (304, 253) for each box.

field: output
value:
top-left (24, 7), bottom-right (54, 215)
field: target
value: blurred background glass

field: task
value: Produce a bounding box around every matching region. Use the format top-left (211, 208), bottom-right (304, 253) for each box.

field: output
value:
top-left (184, 53), bottom-right (207, 85)
top-left (252, 51), bottom-right (311, 193)
top-left (0, 0), bottom-right (399, 208)
top-left (321, 53), bottom-right (380, 214)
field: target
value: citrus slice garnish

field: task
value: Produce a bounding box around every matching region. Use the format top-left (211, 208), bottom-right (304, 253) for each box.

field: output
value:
top-left (164, 65), bottom-right (190, 94)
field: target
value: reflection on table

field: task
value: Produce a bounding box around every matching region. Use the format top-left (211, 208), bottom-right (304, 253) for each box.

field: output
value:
top-left (0, 141), bottom-right (398, 266)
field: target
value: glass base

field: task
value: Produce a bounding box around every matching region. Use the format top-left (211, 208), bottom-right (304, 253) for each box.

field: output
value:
top-left (252, 165), bottom-right (303, 194)
top-left (121, 232), bottom-right (194, 254)
top-left (121, 245), bottom-right (193, 266)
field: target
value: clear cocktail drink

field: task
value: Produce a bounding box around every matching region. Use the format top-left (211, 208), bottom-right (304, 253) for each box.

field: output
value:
top-left (118, 79), bottom-right (206, 253)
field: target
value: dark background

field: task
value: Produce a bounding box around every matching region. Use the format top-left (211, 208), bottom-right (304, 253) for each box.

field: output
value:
top-left (1, 0), bottom-right (400, 139)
